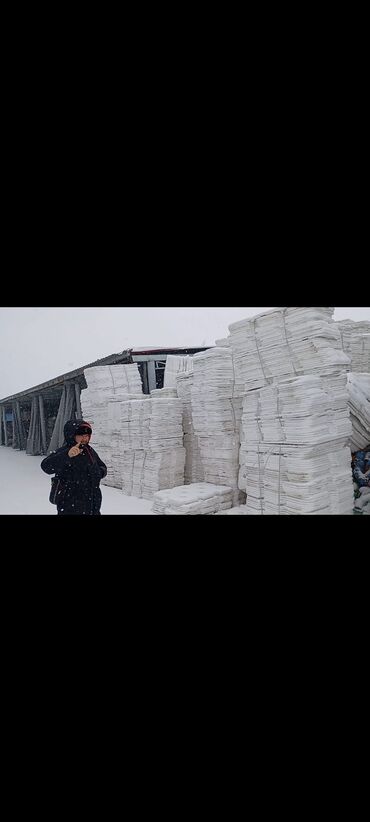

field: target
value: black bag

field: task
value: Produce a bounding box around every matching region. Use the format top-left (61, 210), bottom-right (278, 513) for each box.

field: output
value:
top-left (49, 476), bottom-right (64, 505)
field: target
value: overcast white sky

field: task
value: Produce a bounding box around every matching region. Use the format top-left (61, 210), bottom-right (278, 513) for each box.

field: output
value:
top-left (1, 306), bottom-right (369, 399)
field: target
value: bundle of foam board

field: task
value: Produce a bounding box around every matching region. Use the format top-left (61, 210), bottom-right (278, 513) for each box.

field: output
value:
top-left (150, 387), bottom-right (178, 398)
top-left (176, 371), bottom-right (204, 484)
top-left (239, 375), bottom-right (354, 514)
top-left (337, 320), bottom-right (370, 372)
top-left (347, 373), bottom-right (370, 451)
top-left (191, 348), bottom-right (244, 504)
top-left (228, 307), bottom-right (350, 395)
top-left (241, 374), bottom-right (351, 445)
top-left (115, 397), bottom-right (185, 499)
top-left (152, 482), bottom-right (233, 514)
top-left (349, 335), bottom-right (370, 372)
top-left (107, 398), bottom-right (147, 488)
top-left (81, 364), bottom-right (144, 486)
top-left (81, 365), bottom-right (143, 433)
top-left (83, 364), bottom-right (143, 403)
top-left (163, 354), bottom-right (194, 388)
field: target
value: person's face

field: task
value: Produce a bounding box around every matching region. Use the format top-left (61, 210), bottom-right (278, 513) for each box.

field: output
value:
top-left (75, 433), bottom-right (90, 445)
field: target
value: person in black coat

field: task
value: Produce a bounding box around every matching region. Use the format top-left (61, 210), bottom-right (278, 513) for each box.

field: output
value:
top-left (41, 419), bottom-right (107, 515)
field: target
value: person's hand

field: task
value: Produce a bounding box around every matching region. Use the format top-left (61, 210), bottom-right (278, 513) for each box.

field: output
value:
top-left (68, 444), bottom-right (83, 458)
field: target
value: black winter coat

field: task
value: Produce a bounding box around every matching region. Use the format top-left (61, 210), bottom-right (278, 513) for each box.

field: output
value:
top-left (41, 420), bottom-right (107, 515)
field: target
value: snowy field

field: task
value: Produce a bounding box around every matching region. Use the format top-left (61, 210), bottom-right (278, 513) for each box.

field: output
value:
top-left (0, 447), bottom-right (154, 515)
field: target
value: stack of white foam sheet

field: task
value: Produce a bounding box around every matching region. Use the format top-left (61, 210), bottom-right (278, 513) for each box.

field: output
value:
top-left (182, 434), bottom-right (204, 483)
top-left (241, 441), bottom-right (353, 515)
top-left (150, 388), bottom-right (178, 398)
top-left (120, 450), bottom-right (145, 497)
top-left (239, 375), bottom-right (354, 515)
top-left (347, 373), bottom-right (370, 451)
top-left (118, 399), bottom-right (151, 452)
top-left (176, 371), bottom-right (204, 484)
top-left (337, 320), bottom-right (370, 372)
top-left (152, 482), bottom-right (233, 514)
top-left (241, 375), bottom-right (351, 445)
top-left (81, 364), bottom-right (144, 487)
top-left (83, 392), bottom-right (145, 488)
top-left (141, 448), bottom-right (186, 499)
top-left (228, 307), bottom-right (350, 395)
top-left (349, 335), bottom-right (370, 372)
top-left (148, 398), bottom-right (184, 449)
top-left (163, 355), bottom-right (194, 388)
top-left (116, 400), bottom-right (149, 496)
top-left (116, 398), bottom-right (185, 499)
top-left (191, 348), bottom-right (244, 505)
top-left (83, 364), bottom-right (143, 397)
top-left (107, 398), bottom-right (144, 488)
top-left (215, 338), bottom-right (230, 347)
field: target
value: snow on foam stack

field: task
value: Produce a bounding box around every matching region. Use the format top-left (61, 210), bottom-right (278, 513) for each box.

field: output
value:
top-left (176, 371), bottom-right (204, 484)
top-left (152, 483), bottom-right (233, 514)
top-left (114, 397), bottom-right (185, 499)
top-left (191, 347), bottom-right (244, 505)
top-left (239, 375), bottom-right (354, 515)
top-left (81, 364), bottom-right (144, 487)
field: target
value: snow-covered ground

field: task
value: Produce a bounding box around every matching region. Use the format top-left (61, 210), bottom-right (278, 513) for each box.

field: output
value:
top-left (0, 447), bottom-right (154, 515)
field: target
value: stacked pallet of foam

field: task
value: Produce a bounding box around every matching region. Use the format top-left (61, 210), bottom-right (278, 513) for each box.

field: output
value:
top-left (107, 399), bottom-right (143, 488)
top-left (152, 483), bottom-right (233, 514)
top-left (239, 374), bottom-right (353, 515)
top-left (337, 320), bottom-right (370, 372)
top-left (228, 307), bottom-right (350, 396)
top-left (191, 348), bottom-right (244, 505)
top-left (116, 397), bottom-right (185, 499)
top-left (335, 320), bottom-right (370, 450)
top-left (142, 398), bottom-right (185, 499)
top-left (116, 399), bottom-right (149, 495)
top-left (163, 354), bottom-right (194, 388)
top-left (176, 371), bottom-right (204, 484)
top-left (347, 373), bottom-right (370, 451)
top-left (82, 364), bottom-right (143, 407)
top-left (81, 364), bottom-right (144, 486)
top-left (224, 307), bottom-right (356, 513)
